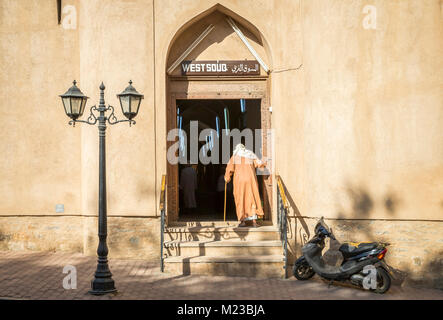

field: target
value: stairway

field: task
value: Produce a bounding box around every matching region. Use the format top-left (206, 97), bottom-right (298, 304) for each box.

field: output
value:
top-left (163, 221), bottom-right (285, 278)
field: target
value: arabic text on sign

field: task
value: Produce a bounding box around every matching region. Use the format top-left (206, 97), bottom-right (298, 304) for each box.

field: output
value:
top-left (180, 60), bottom-right (260, 76)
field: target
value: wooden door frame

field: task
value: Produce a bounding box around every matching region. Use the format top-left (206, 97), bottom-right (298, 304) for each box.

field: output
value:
top-left (166, 76), bottom-right (272, 223)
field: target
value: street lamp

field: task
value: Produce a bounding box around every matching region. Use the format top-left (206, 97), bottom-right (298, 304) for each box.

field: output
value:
top-left (60, 80), bottom-right (143, 295)
top-left (60, 80), bottom-right (89, 121)
top-left (117, 80), bottom-right (144, 122)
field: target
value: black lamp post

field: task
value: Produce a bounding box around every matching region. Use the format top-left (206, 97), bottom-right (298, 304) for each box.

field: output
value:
top-left (60, 80), bottom-right (143, 295)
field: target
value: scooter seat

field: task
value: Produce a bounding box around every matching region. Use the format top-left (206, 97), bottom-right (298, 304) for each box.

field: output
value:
top-left (339, 242), bottom-right (378, 258)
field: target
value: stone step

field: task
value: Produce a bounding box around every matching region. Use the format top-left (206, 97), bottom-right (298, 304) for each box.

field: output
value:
top-left (164, 240), bottom-right (282, 256)
top-left (165, 225), bottom-right (280, 241)
top-left (163, 255), bottom-right (285, 278)
top-left (168, 220), bottom-right (273, 227)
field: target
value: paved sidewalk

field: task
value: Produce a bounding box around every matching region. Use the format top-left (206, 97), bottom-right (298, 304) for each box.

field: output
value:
top-left (0, 251), bottom-right (442, 300)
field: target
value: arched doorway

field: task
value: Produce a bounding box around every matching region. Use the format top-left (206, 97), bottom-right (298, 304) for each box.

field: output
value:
top-left (166, 8), bottom-right (272, 223)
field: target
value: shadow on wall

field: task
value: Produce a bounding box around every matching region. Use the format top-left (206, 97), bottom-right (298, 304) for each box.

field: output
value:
top-left (278, 178), bottom-right (309, 264)
top-left (338, 183), bottom-right (400, 218)
top-left (278, 177), bottom-right (443, 289)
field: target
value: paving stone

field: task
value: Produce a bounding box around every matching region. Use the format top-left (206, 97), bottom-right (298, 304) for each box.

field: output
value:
top-left (0, 250), bottom-right (442, 300)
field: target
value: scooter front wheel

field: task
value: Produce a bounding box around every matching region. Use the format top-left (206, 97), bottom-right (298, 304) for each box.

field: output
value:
top-left (293, 260), bottom-right (315, 280)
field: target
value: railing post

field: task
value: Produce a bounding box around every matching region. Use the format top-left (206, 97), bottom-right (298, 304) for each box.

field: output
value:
top-left (160, 208), bottom-right (164, 272)
top-left (277, 186), bottom-right (281, 234)
top-left (159, 175), bottom-right (166, 273)
top-left (283, 206), bottom-right (288, 279)
top-left (277, 175), bottom-right (289, 279)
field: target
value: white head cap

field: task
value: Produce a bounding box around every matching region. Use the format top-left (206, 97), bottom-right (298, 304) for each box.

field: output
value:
top-left (233, 143), bottom-right (258, 160)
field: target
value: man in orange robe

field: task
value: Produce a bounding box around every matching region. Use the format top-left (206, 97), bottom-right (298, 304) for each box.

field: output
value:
top-left (224, 144), bottom-right (267, 227)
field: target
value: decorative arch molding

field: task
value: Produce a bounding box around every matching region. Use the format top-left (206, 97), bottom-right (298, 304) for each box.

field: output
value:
top-left (163, 3), bottom-right (273, 73)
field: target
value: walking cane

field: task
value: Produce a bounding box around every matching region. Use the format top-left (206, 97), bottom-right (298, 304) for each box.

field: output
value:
top-left (224, 181), bottom-right (227, 221)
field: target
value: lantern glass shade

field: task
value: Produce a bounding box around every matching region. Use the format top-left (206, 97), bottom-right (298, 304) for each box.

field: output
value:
top-left (130, 96), bottom-right (141, 114)
top-left (71, 97), bottom-right (82, 115)
top-left (117, 81), bottom-right (144, 120)
top-left (119, 95), bottom-right (130, 115)
top-left (62, 97), bottom-right (71, 115)
top-left (61, 96), bottom-right (88, 119)
top-left (80, 97), bottom-right (87, 115)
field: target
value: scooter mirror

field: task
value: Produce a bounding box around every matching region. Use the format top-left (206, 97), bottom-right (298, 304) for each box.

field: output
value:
top-left (316, 217), bottom-right (335, 240)
top-left (318, 217), bottom-right (332, 233)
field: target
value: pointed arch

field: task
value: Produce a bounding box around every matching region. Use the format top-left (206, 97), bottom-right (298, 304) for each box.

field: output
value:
top-left (165, 3), bottom-right (273, 73)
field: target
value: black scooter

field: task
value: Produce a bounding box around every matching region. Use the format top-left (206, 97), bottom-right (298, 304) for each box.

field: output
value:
top-left (293, 217), bottom-right (392, 293)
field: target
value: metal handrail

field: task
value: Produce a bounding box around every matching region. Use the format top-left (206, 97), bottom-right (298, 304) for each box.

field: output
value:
top-left (159, 174), bottom-right (166, 272)
top-left (276, 175), bottom-right (289, 278)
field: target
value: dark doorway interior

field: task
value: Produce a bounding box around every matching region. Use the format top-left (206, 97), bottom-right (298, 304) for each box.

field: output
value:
top-left (176, 99), bottom-right (262, 221)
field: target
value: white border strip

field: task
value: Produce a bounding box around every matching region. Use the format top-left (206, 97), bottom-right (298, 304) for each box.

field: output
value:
top-left (167, 24), bottom-right (215, 75)
top-left (226, 16), bottom-right (269, 73)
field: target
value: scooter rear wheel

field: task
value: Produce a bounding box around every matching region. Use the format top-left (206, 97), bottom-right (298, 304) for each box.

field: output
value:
top-left (372, 267), bottom-right (391, 294)
top-left (293, 261), bottom-right (315, 280)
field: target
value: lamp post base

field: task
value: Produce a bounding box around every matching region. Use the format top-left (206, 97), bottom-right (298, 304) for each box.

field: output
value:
top-left (89, 289), bottom-right (117, 296)
top-left (89, 278), bottom-right (117, 296)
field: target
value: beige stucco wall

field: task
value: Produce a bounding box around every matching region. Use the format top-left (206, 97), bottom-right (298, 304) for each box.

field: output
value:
top-left (77, 0), bottom-right (156, 218)
top-left (0, 0), bottom-right (442, 287)
top-left (282, 0), bottom-right (443, 222)
top-left (0, 0), bottom-right (81, 216)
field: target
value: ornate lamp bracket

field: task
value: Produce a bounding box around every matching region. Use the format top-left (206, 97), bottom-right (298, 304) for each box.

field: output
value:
top-left (106, 105), bottom-right (136, 126)
top-left (69, 105), bottom-right (98, 127)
